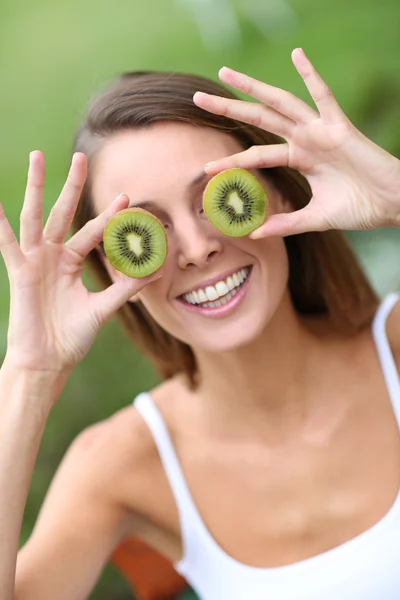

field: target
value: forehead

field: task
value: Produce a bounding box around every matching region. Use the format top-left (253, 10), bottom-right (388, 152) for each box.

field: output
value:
top-left (91, 122), bottom-right (244, 212)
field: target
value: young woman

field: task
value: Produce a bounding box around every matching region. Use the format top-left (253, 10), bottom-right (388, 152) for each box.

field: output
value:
top-left (1, 48), bottom-right (400, 600)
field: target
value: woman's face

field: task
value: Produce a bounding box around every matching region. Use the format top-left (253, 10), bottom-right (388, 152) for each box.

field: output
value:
top-left (92, 122), bottom-right (291, 353)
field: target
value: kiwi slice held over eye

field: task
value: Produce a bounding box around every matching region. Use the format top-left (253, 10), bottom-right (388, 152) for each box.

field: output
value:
top-left (203, 168), bottom-right (268, 237)
top-left (103, 208), bottom-right (167, 278)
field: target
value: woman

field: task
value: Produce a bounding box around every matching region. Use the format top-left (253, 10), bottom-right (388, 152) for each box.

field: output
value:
top-left (1, 48), bottom-right (400, 599)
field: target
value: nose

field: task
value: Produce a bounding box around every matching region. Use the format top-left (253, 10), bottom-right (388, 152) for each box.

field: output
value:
top-left (176, 218), bottom-right (223, 270)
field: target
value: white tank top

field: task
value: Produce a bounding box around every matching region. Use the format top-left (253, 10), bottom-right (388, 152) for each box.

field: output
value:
top-left (134, 292), bottom-right (400, 600)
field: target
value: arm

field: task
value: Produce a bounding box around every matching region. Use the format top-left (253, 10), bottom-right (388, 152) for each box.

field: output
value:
top-left (14, 418), bottom-right (133, 600)
top-left (0, 367), bottom-right (127, 600)
top-left (0, 365), bottom-right (67, 600)
top-left (0, 151), bottom-right (163, 600)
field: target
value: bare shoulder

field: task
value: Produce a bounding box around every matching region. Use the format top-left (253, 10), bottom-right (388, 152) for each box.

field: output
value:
top-left (26, 402), bottom-right (160, 536)
top-left (47, 377), bottom-right (191, 555)
top-left (73, 401), bottom-right (158, 461)
top-left (65, 399), bottom-right (162, 504)
top-left (69, 379), bottom-right (186, 531)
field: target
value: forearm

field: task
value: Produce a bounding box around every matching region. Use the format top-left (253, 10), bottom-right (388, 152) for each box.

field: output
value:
top-left (0, 361), bottom-right (68, 600)
top-left (388, 154), bottom-right (400, 227)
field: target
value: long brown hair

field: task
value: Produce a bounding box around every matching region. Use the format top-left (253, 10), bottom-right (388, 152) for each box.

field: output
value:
top-left (72, 71), bottom-right (379, 389)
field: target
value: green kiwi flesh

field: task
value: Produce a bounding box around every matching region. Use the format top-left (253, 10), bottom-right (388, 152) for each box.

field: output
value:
top-left (203, 168), bottom-right (268, 237)
top-left (103, 208), bottom-right (167, 278)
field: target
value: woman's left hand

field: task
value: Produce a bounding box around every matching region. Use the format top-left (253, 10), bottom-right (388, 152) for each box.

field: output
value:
top-left (193, 48), bottom-right (400, 238)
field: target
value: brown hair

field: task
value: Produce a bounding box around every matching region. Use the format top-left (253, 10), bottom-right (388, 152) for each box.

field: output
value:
top-left (72, 71), bottom-right (379, 389)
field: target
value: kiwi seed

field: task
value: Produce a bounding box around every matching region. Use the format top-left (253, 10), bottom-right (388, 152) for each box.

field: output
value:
top-left (202, 168), bottom-right (268, 237)
top-left (103, 208), bottom-right (167, 278)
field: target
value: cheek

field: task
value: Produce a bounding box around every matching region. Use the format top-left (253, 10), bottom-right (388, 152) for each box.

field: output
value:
top-left (135, 281), bottom-right (177, 329)
top-left (136, 294), bottom-right (185, 341)
top-left (252, 236), bottom-right (290, 293)
top-left (273, 241), bottom-right (290, 289)
top-left (241, 234), bottom-right (288, 271)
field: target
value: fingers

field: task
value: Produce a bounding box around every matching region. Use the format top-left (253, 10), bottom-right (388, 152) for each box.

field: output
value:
top-left (66, 193), bottom-right (130, 262)
top-left (291, 48), bottom-right (345, 123)
top-left (43, 153), bottom-right (87, 244)
top-left (249, 203), bottom-right (326, 238)
top-left (91, 270), bottom-right (163, 326)
top-left (193, 93), bottom-right (295, 139)
top-left (204, 144), bottom-right (289, 175)
top-left (20, 151), bottom-right (45, 253)
top-left (217, 66), bottom-right (317, 124)
top-left (0, 202), bottom-right (25, 272)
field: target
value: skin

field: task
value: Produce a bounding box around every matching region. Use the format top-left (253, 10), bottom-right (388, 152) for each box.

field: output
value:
top-left (1, 49), bottom-right (400, 598)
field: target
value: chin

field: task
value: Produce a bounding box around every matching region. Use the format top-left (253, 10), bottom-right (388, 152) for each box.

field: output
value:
top-left (177, 307), bottom-right (274, 354)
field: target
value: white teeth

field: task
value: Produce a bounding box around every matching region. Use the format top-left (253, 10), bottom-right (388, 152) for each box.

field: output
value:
top-left (205, 286), bottom-right (219, 302)
top-left (220, 292), bottom-right (231, 305)
top-left (201, 287), bottom-right (238, 308)
top-left (215, 281), bottom-right (229, 296)
top-left (226, 276), bottom-right (235, 291)
top-left (198, 289), bottom-right (207, 303)
top-left (181, 266), bottom-right (250, 305)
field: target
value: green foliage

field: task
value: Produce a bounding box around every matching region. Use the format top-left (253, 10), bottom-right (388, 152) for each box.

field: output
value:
top-left (1, 0), bottom-right (399, 597)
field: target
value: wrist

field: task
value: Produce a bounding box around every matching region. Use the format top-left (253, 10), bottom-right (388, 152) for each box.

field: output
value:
top-left (393, 158), bottom-right (400, 227)
top-left (0, 357), bottom-right (70, 415)
top-left (1, 354), bottom-right (72, 380)
top-left (382, 156), bottom-right (400, 228)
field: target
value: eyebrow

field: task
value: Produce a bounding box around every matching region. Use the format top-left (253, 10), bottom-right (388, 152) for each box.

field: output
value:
top-left (128, 169), bottom-right (208, 210)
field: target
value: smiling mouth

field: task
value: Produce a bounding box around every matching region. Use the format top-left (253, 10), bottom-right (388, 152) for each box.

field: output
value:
top-left (178, 266), bottom-right (252, 309)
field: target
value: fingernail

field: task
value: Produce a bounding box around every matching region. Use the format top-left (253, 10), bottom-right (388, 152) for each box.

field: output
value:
top-left (205, 161), bottom-right (215, 170)
top-left (293, 48), bottom-right (306, 60)
top-left (29, 150), bottom-right (40, 164)
top-left (115, 193), bottom-right (126, 202)
top-left (249, 230), bottom-right (262, 240)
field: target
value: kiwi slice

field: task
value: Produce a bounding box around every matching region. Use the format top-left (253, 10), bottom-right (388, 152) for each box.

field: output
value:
top-left (103, 208), bottom-right (167, 278)
top-left (203, 168), bottom-right (268, 237)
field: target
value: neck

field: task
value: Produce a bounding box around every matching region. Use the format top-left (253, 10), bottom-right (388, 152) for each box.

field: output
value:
top-left (193, 291), bottom-right (331, 442)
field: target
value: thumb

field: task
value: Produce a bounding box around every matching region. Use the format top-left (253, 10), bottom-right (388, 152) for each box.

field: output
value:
top-left (91, 270), bottom-right (163, 325)
top-left (249, 205), bottom-right (326, 238)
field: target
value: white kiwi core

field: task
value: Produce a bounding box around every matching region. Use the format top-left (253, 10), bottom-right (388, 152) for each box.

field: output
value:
top-left (127, 232), bottom-right (143, 256)
top-left (227, 191), bottom-right (245, 214)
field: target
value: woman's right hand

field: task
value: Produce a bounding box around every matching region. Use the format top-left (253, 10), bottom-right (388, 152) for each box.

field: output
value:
top-left (0, 151), bottom-right (160, 376)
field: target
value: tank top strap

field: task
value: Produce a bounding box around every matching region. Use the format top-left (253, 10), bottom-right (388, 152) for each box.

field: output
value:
top-left (133, 391), bottom-right (203, 559)
top-left (372, 291), bottom-right (400, 427)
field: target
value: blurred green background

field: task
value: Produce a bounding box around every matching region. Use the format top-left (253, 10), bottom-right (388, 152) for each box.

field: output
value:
top-left (1, 0), bottom-right (400, 597)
